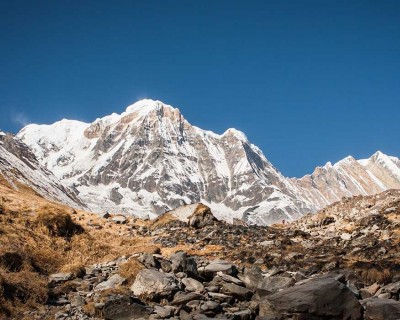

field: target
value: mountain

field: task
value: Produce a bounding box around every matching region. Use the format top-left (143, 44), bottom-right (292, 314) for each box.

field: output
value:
top-left (0, 131), bottom-right (85, 208)
top-left (293, 152), bottom-right (400, 209)
top-left (16, 99), bottom-right (400, 225)
top-left (17, 100), bottom-right (311, 224)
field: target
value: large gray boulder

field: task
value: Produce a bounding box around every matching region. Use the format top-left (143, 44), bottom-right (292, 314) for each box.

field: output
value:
top-left (362, 297), bottom-right (400, 320)
top-left (130, 269), bottom-right (178, 299)
top-left (170, 251), bottom-right (198, 276)
top-left (261, 277), bottom-right (362, 319)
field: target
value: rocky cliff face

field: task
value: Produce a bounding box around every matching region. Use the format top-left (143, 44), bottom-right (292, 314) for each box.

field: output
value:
top-left (293, 152), bottom-right (400, 210)
top-left (0, 131), bottom-right (85, 208)
top-left (17, 100), bottom-right (310, 224)
top-left (16, 99), bottom-right (400, 225)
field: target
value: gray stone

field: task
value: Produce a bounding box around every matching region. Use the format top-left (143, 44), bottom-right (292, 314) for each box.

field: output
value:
top-left (363, 297), bottom-right (400, 320)
top-left (217, 271), bottom-right (244, 285)
top-left (221, 283), bottom-right (253, 300)
top-left (257, 276), bottom-right (294, 295)
top-left (170, 251), bottom-right (198, 276)
top-left (130, 269), bottom-right (178, 298)
top-left (182, 277), bottom-right (205, 292)
top-left (94, 274), bottom-right (126, 291)
top-left (49, 272), bottom-right (73, 285)
top-left (171, 292), bottom-right (204, 305)
top-left (112, 215), bottom-right (127, 224)
top-left (263, 277), bottom-right (362, 319)
top-left (204, 260), bottom-right (236, 276)
top-left (238, 267), bottom-right (264, 290)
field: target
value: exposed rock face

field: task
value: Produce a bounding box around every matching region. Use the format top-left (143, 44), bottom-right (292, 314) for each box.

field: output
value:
top-left (293, 152), bottom-right (400, 209)
top-left (17, 100), bottom-right (311, 224)
top-left (0, 131), bottom-right (85, 208)
top-left (16, 99), bottom-right (400, 225)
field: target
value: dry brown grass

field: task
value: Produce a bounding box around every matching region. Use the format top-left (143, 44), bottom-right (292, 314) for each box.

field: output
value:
top-left (118, 258), bottom-right (145, 285)
top-left (150, 213), bottom-right (178, 230)
top-left (0, 183), bottom-right (157, 318)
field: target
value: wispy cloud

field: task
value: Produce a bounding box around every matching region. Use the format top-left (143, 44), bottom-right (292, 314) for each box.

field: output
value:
top-left (12, 112), bottom-right (31, 127)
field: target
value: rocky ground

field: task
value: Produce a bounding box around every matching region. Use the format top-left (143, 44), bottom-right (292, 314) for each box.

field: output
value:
top-left (16, 190), bottom-right (399, 320)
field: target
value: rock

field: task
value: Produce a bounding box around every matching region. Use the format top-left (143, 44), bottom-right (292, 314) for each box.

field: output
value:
top-left (69, 293), bottom-right (85, 307)
top-left (201, 300), bottom-right (221, 312)
top-left (230, 309), bottom-right (252, 320)
top-left (138, 253), bottom-right (159, 268)
top-left (160, 259), bottom-right (172, 273)
top-left (263, 277), bottom-right (362, 319)
top-left (204, 260), bottom-right (236, 276)
top-left (238, 267), bottom-right (264, 290)
top-left (341, 233), bottom-right (352, 241)
top-left (221, 283), bottom-right (253, 300)
top-left (182, 277), bottom-right (205, 292)
top-left (49, 272), bottom-right (73, 286)
top-left (103, 295), bottom-right (152, 320)
top-left (188, 204), bottom-right (217, 228)
top-left (94, 274), bottom-right (126, 291)
top-left (217, 271), bottom-right (244, 285)
top-left (377, 293), bottom-right (391, 299)
top-left (171, 292), bottom-right (204, 305)
top-left (257, 276), bottom-right (294, 295)
top-left (170, 251), bottom-right (198, 276)
top-left (381, 281), bottom-right (400, 294)
top-left (366, 283), bottom-right (381, 295)
top-left (207, 292), bottom-right (233, 303)
top-left (100, 212), bottom-right (111, 219)
top-left (112, 215), bottom-right (127, 224)
top-left (154, 305), bottom-right (174, 318)
top-left (130, 269), bottom-right (178, 299)
top-left (360, 288), bottom-right (373, 299)
top-left (363, 297), bottom-right (400, 320)
top-left (259, 240), bottom-right (274, 246)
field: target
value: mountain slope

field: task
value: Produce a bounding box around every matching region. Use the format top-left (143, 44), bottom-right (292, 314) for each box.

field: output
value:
top-left (17, 100), bottom-right (311, 224)
top-left (0, 131), bottom-right (85, 209)
top-left (16, 99), bottom-right (400, 225)
top-left (293, 152), bottom-right (400, 209)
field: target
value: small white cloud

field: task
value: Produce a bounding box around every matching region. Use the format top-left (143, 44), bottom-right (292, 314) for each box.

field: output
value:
top-left (12, 112), bottom-right (31, 127)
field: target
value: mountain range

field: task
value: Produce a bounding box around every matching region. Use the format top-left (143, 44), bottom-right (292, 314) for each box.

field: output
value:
top-left (2, 99), bottom-right (398, 225)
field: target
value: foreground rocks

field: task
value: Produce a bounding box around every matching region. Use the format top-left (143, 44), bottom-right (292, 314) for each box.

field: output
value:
top-left (39, 249), bottom-right (400, 320)
top-left (25, 192), bottom-right (400, 319)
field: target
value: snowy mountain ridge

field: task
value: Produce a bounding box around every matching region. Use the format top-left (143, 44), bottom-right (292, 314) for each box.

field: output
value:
top-left (17, 99), bottom-right (400, 225)
top-left (0, 131), bottom-right (86, 208)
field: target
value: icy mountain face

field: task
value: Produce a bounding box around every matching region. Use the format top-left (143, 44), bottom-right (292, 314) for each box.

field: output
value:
top-left (16, 99), bottom-right (400, 225)
top-left (17, 100), bottom-right (311, 224)
top-left (0, 131), bottom-right (85, 208)
top-left (293, 152), bottom-right (400, 208)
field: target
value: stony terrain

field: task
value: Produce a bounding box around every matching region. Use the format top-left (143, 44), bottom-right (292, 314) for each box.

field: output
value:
top-left (2, 188), bottom-right (399, 320)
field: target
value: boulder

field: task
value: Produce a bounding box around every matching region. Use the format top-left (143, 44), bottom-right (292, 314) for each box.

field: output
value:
top-left (221, 283), bottom-right (253, 300)
top-left (103, 295), bottom-right (152, 320)
top-left (238, 267), bottom-right (264, 290)
top-left (170, 251), bottom-right (198, 276)
top-left (363, 297), bottom-right (400, 320)
top-left (48, 272), bottom-right (73, 286)
top-left (188, 204), bottom-right (217, 228)
top-left (262, 277), bottom-right (362, 319)
top-left (257, 276), bottom-right (294, 295)
top-left (94, 274), bottom-right (126, 291)
top-left (182, 277), bottom-right (205, 292)
top-left (171, 292), bottom-right (204, 305)
top-left (204, 260), bottom-right (237, 277)
top-left (130, 269), bottom-right (178, 299)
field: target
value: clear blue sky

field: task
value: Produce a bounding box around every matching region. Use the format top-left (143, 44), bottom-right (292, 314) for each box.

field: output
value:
top-left (1, 0), bottom-right (399, 177)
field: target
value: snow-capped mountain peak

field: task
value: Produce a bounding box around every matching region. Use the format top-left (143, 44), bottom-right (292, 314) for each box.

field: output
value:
top-left (16, 99), bottom-right (400, 225)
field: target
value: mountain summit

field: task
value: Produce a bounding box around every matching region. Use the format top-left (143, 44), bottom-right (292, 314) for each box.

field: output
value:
top-left (17, 99), bottom-right (400, 224)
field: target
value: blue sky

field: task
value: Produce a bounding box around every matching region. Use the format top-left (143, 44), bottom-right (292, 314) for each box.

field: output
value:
top-left (0, 0), bottom-right (399, 177)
